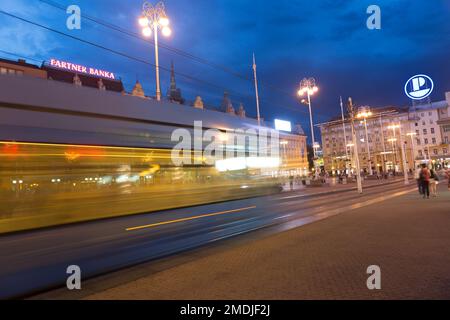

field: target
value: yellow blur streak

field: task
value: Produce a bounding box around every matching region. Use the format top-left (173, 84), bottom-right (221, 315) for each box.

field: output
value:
top-left (126, 206), bottom-right (257, 232)
top-left (0, 141), bottom-right (170, 152)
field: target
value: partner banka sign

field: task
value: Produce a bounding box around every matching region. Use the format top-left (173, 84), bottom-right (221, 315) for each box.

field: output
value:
top-left (49, 59), bottom-right (116, 80)
top-left (404, 74), bottom-right (434, 100)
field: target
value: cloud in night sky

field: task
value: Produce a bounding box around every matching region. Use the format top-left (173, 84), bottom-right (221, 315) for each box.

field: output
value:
top-left (1, 0), bottom-right (449, 139)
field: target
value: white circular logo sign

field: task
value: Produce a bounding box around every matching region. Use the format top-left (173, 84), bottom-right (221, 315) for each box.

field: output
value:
top-left (404, 74), bottom-right (434, 100)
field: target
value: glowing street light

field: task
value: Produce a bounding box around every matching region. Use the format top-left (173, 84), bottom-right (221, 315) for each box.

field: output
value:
top-left (139, 1), bottom-right (172, 101)
top-left (356, 106), bottom-right (373, 175)
top-left (298, 78), bottom-right (319, 177)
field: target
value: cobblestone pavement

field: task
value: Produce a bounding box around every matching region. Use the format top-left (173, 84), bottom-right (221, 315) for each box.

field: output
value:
top-left (84, 183), bottom-right (450, 300)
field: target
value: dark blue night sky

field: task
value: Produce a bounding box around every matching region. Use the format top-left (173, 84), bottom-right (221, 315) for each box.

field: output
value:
top-left (1, 0), bottom-right (449, 138)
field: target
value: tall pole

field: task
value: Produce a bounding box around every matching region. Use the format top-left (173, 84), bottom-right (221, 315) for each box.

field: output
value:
top-left (298, 78), bottom-right (319, 178)
top-left (340, 96), bottom-right (349, 173)
top-left (153, 22), bottom-right (161, 101)
top-left (348, 97), bottom-right (363, 193)
top-left (392, 128), bottom-right (398, 168)
top-left (252, 53), bottom-right (261, 127)
top-left (141, 1), bottom-right (171, 101)
top-left (379, 113), bottom-right (387, 172)
top-left (307, 91), bottom-right (318, 178)
top-left (363, 117), bottom-right (373, 175)
top-left (399, 124), bottom-right (410, 185)
top-left (408, 133), bottom-right (416, 169)
top-left (307, 91), bottom-right (316, 157)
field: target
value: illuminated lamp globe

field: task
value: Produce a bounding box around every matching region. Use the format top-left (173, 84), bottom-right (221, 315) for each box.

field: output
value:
top-left (162, 26), bottom-right (172, 37)
top-left (139, 16), bottom-right (149, 27)
top-left (159, 17), bottom-right (170, 27)
top-left (142, 27), bottom-right (152, 37)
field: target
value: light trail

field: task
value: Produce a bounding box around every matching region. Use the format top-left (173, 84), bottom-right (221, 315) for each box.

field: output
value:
top-left (126, 206), bottom-right (257, 231)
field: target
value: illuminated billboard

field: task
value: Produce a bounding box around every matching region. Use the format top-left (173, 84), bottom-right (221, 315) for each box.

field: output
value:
top-left (404, 74), bottom-right (434, 100)
top-left (274, 119), bottom-right (292, 132)
top-left (49, 59), bottom-right (116, 80)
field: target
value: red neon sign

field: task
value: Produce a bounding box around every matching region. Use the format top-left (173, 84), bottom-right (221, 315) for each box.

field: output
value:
top-left (49, 59), bottom-right (116, 80)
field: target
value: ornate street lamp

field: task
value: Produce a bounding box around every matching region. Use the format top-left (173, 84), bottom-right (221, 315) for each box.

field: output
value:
top-left (356, 107), bottom-right (374, 175)
top-left (139, 1), bottom-right (172, 101)
top-left (298, 78), bottom-right (319, 177)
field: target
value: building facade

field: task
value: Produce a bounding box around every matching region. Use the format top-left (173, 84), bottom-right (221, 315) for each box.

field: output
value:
top-left (279, 125), bottom-right (309, 177)
top-left (411, 100), bottom-right (449, 166)
top-left (318, 94), bottom-right (450, 174)
top-left (0, 58), bottom-right (47, 79)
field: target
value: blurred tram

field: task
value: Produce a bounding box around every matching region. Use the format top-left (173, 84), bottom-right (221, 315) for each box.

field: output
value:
top-left (0, 74), bottom-right (283, 233)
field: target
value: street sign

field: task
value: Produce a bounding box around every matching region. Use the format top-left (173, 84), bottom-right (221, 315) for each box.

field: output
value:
top-left (404, 74), bottom-right (434, 100)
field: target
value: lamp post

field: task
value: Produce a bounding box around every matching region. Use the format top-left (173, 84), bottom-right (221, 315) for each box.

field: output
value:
top-left (346, 143), bottom-right (355, 171)
top-left (298, 78), bottom-right (319, 177)
top-left (139, 1), bottom-right (172, 101)
top-left (347, 98), bottom-right (363, 193)
top-left (398, 124), bottom-right (410, 185)
top-left (356, 107), bottom-right (373, 176)
top-left (379, 113), bottom-right (387, 173)
top-left (340, 96), bottom-right (350, 175)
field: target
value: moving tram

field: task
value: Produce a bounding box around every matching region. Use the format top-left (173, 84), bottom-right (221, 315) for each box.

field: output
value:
top-left (0, 75), bottom-right (282, 233)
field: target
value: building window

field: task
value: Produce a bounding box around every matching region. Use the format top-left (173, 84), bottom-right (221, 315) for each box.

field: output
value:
top-left (419, 150), bottom-right (423, 156)
top-left (423, 129), bottom-right (427, 135)
top-left (424, 138), bottom-right (428, 144)
top-left (0, 67), bottom-right (23, 76)
top-left (445, 137), bottom-right (449, 144)
top-left (444, 148), bottom-right (448, 154)
top-left (433, 149), bottom-right (438, 155)
top-left (432, 138), bottom-right (436, 144)
top-left (416, 139), bottom-right (421, 145)
top-left (431, 128), bottom-right (435, 134)
top-left (416, 130), bottom-right (419, 135)
top-left (422, 121), bottom-right (426, 126)
top-left (415, 122), bottom-right (418, 127)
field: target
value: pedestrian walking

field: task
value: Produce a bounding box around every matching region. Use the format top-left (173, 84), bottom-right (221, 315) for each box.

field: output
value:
top-left (414, 165), bottom-right (423, 195)
top-left (429, 168), bottom-right (439, 197)
top-left (289, 175), bottom-right (294, 191)
top-left (420, 164), bottom-right (431, 199)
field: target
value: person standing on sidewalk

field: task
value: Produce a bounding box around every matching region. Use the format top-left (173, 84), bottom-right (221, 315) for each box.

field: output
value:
top-left (414, 165), bottom-right (423, 195)
top-left (420, 164), bottom-right (431, 199)
top-left (429, 168), bottom-right (439, 197)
